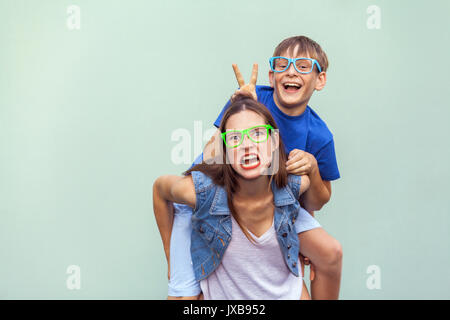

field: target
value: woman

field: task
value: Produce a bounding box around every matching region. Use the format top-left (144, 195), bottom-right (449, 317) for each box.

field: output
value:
top-left (153, 94), bottom-right (321, 299)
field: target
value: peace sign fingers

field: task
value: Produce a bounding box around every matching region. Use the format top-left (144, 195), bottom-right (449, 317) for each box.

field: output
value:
top-left (249, 63), bottom-right (258, 86)
top-left (232, 64), bottom-right (246, 88)
top-left (231, 63), bottom-right (259, 101)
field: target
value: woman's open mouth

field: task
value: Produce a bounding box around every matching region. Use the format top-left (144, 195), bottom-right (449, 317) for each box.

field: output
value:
top-left (240, 153), bottom-right (260, 170)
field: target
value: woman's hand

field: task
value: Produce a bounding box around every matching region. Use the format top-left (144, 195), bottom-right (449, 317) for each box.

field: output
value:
top-left (231, 63), bottom-right (258, 101)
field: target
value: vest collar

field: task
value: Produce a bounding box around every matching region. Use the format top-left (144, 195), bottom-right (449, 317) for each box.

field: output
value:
top-left (209, 179), bottom-right (297, 215)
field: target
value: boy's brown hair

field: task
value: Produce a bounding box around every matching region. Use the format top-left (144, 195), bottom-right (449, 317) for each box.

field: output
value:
top-left (273, 36), bottom-right (329, 72)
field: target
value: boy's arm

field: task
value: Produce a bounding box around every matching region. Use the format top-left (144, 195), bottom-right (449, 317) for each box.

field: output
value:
top-left (286, 149), bottom-right (331, 212)
top-left (299, 174), bottom-right (310, 195)
top-left (152, 175), bottom-right (196, 264)
top-left (301, 167), bottom-right (331, 213)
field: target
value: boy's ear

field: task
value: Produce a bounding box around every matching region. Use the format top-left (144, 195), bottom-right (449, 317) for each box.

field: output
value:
top-left (314, 72), bottom-right (327, 91)
top-left (268, 71), bottom-right (274, 87)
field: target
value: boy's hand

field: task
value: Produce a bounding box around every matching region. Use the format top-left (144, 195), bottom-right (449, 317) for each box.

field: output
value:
top-left (299, 254), bottom-right (316, 281)
top-left (286, 149), bottom-right (318, 176)
top-left (168, 261), bottom-right (170, 280)
top-left (231, 63), bottom-right (258, 101)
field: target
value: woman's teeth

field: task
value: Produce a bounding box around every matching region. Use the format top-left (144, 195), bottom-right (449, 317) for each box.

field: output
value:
top-left (240, 154), bottom-right (260, 169)
top-left (242, 154), bottom-right (258, 164)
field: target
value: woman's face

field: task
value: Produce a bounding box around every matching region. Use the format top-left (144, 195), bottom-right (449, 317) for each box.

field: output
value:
top-left (224, 110), bottom-right (277, 180)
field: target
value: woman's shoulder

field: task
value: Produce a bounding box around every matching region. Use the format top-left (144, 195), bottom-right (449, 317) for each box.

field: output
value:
top-left (189, 170), bottom-right (217, 194)
top-left (189, 170), bottom-right (225, 215)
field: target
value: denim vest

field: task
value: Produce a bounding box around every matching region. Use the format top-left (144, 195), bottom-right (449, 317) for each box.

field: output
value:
top-left (190, 171), bottom-right (303, 281)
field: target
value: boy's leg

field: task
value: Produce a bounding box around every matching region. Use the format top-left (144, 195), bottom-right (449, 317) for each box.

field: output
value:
top-left (168, 295), bottom-right (200, 300)
top-left (167, 203), bottom-right (201, 299)
top-left (298, 228), bottom-right (343, 300)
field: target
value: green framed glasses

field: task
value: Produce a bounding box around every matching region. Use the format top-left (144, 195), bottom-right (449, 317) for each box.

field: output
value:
top-left (221, 124), bottom-right (274, 148)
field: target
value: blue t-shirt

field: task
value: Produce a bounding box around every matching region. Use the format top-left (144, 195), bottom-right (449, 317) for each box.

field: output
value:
top-left (213, 85), bottom-right (340, 181)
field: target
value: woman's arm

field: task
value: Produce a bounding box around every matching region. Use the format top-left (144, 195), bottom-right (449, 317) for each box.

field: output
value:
top-left (152, 175), bottom-right (196, 264)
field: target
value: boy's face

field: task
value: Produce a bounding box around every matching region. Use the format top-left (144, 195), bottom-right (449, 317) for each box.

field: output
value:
top-left (269, 45), bottom-right (326, 113)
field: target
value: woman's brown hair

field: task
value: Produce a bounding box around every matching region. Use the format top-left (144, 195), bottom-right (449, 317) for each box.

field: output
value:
top-left (184, 94), bottom-right (288, 242)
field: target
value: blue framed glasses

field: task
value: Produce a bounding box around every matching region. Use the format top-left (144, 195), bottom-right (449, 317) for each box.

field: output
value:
top-left (269, 56), bottom-right (322, 74)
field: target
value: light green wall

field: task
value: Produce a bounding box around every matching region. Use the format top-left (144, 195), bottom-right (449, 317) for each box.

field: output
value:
top-left (1, 0), bottom-right (449, 299)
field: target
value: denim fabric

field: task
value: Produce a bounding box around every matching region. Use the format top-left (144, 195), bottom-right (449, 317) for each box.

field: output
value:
top-left (190, 171), bottom-right (303, 281)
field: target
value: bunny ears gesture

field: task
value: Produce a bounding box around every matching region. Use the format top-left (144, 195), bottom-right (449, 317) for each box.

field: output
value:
top-left (231, 63), bottom-right (258, 101)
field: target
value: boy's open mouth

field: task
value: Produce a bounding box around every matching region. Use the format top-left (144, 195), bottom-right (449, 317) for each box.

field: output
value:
top-left (283, 82), bottom-right (301, 93)
top-left (240, 153), bottom-right (260, 170)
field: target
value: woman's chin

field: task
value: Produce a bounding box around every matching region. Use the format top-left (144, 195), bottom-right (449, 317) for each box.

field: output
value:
top-left (235, 162), bottom-right (269, 180)
top-left (240, 171), bottom-right (261, 180)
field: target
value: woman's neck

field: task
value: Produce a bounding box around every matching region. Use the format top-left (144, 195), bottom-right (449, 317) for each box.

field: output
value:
top-left (232, 175), bottom-right (274, 235)
top-left (234, 175), bottom-right (272, 200)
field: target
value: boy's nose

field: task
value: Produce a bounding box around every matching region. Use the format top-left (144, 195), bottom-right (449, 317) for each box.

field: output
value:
top-left (287, 62), bottom-right (297, 75)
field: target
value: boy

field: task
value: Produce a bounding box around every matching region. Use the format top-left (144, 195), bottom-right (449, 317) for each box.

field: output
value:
top-left (157, 36), bottom-right (342, 299)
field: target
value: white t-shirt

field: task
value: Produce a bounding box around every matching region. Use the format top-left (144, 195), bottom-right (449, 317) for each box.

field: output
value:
top-left (200, 216), bottom-right (302, 300)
